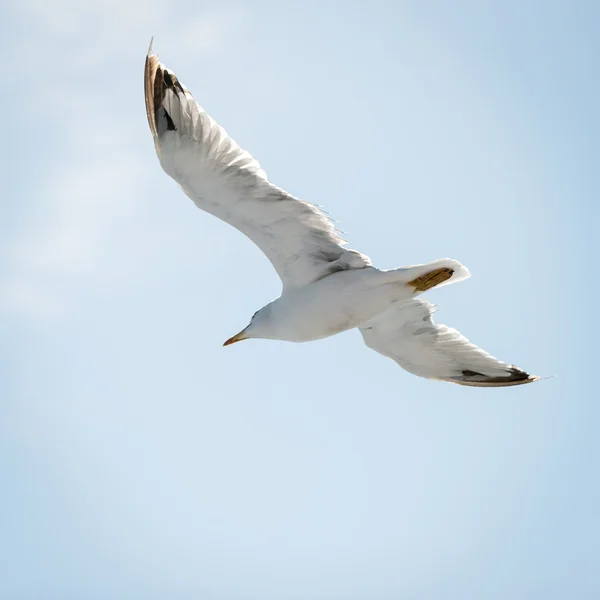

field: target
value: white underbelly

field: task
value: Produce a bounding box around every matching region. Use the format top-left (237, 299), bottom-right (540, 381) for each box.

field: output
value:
top-left (272, 270), bottom-right (412, 342)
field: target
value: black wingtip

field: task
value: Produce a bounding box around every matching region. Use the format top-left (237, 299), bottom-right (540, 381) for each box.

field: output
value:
top-left (158, 107), bottom-right (177, 132)
top-left (454, 366), bottom-right (539, 388)
top-left (150, 65), bottom-right (181, 136)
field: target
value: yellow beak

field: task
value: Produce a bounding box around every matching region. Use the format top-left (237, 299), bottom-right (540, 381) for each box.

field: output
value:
top-left (223, 329), bottom-right (248, 347)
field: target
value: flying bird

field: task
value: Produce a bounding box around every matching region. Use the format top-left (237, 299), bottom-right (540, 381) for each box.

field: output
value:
top-left (144, 43), bottom-right (538, 387)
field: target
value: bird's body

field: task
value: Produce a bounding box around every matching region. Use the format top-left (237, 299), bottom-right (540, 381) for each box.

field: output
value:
top-left (248, 268), bottom-right (415, 343)
top-left (243, 260), bottom-right (465, 342)
top-left (144, 43), bottom-right (538, 387)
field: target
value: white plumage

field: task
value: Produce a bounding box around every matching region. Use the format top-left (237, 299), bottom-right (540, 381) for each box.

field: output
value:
top-left (144, 43), bottom-right (538, 387)
top-left (360, 300), bottom-right (536, 386)
top-left (146, 47), bottom-right (370, 290)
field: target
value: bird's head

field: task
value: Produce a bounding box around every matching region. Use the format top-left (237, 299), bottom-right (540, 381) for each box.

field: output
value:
top-left (222, 304), bottom-right (273, 346)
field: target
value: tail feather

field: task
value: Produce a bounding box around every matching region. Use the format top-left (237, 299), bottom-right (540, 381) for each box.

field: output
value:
top-left (381, 258), bottom-right (470, 292)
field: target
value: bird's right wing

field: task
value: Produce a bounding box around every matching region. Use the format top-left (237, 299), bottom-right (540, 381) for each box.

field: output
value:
top-left (144, 45), bottom-right (371, 290)
top-left (359, 299), bottom-right (538, 387)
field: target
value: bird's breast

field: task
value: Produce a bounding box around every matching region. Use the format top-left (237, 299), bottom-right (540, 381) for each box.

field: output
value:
top-left (270, 270), bottom-right (403, 342)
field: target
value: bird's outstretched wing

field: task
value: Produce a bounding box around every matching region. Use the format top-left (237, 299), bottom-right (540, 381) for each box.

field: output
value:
top-left (360, 299), bottom-right (538, 387)
top-left (144, 44), bottom-right (371, 289)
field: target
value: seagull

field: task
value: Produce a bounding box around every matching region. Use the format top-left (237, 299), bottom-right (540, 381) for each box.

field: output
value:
top-left (144, 43), bottom-right (538, 387)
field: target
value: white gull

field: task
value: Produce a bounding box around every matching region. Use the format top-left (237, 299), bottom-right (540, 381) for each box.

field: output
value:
top-left (144, 44), bottom-right (537, 387)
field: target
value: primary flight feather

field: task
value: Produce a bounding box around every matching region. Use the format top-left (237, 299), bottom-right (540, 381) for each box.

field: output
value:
top-left (144, 43), bottom-right (538, 387)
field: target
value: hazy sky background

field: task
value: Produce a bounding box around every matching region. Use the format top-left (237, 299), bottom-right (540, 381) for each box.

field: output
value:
top-left (1, 1), bottom-right (597, 598)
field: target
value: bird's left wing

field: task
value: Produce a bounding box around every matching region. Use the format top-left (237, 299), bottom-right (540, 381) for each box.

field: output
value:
top-left (359, 299), bottom-right (538, 387)
top-left (144, 44), bottom-right (371, 289)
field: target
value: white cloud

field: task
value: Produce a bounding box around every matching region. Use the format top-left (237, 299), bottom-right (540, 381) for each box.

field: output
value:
top-left (16, 0), bottom-right (162, 37)
top-left (3, 0), bottom-right (246, 322)
top-left (11, 152), bottom-right (145, 277)
top-left (0, 278), bottom-right (62, 320)
top-left (171, 8), bottom-right (244, 57)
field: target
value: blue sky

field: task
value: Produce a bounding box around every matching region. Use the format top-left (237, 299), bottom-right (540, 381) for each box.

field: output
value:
top-left (1, 1), bottom-right (597, 598)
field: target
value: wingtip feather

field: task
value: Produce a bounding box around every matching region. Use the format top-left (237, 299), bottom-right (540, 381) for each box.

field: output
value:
top-left (144, 41), bottom-right (160, 142)
top-left (451, 367), bottom-right (540, 387)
